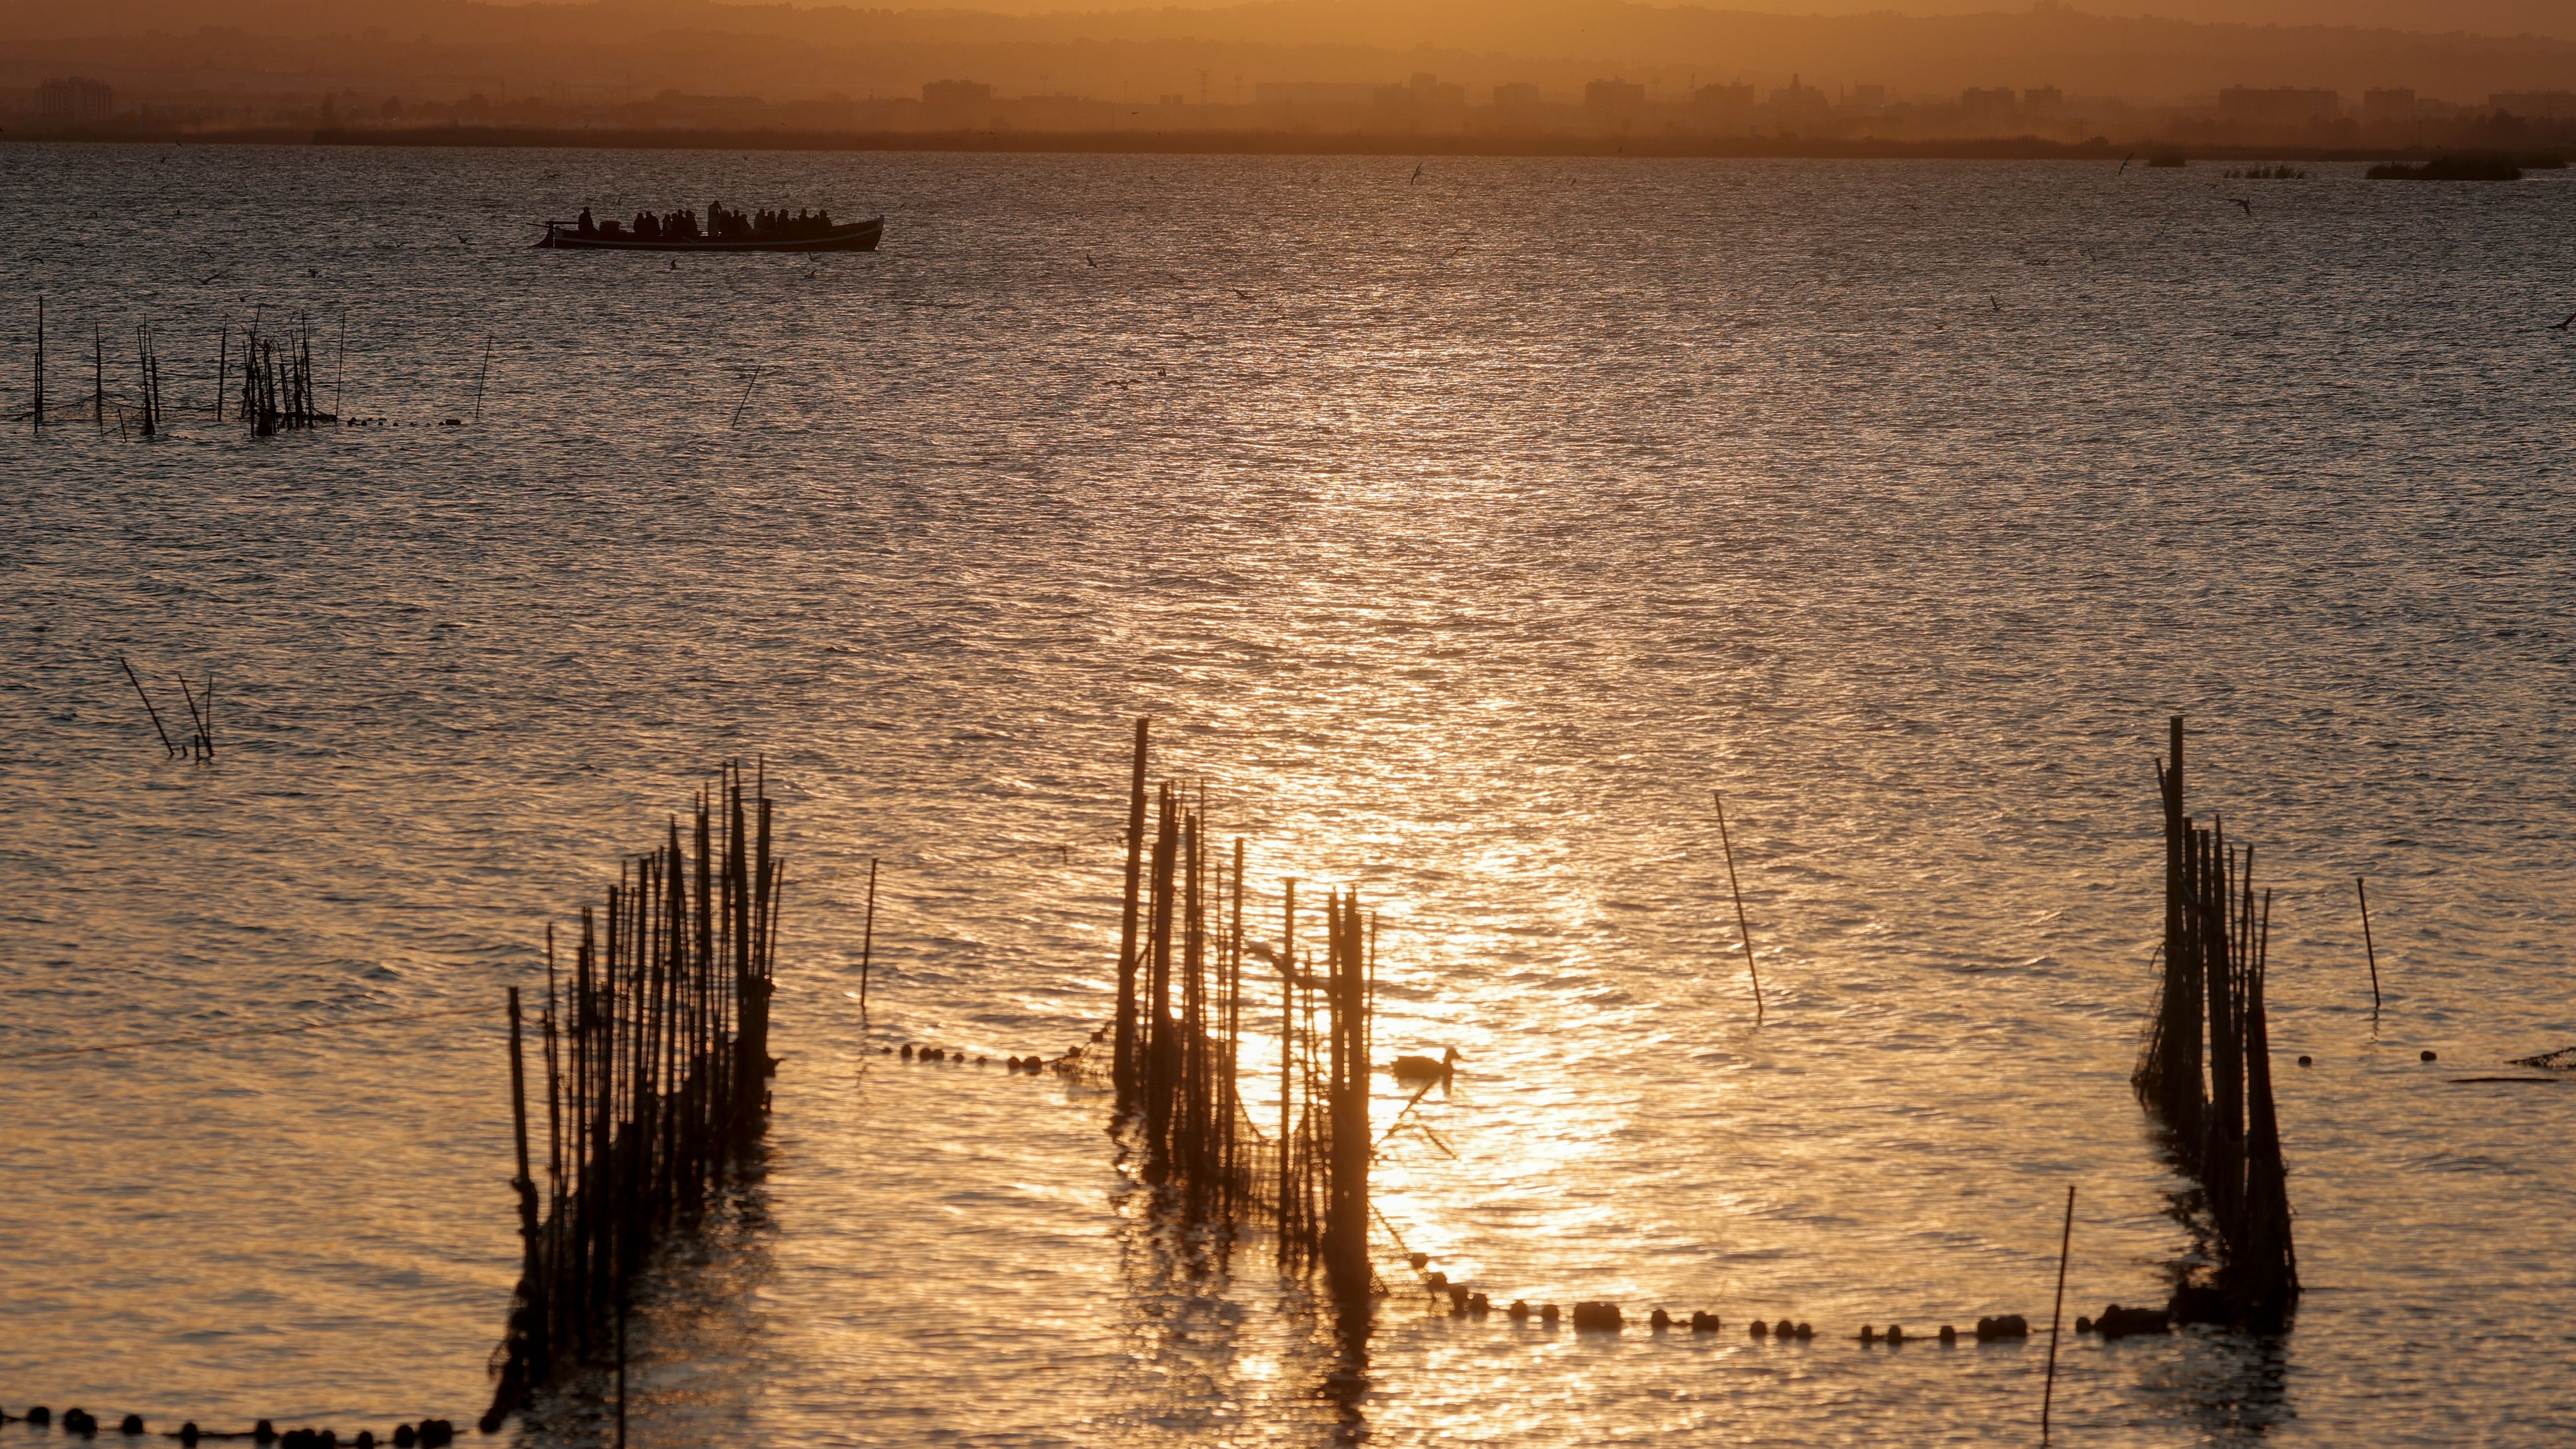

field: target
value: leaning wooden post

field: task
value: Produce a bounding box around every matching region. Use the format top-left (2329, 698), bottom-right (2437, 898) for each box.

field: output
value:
top-left (116, 654), bottom-right (176, 757)
top-left (1713, 790), bottom-right (1764, 1025)
top-left (1114, 718), bottom-right (1149, 1106)
top-left (859, 856), bottom-right (879, 1022)
top-left (2041, 1183), bottom-right (2074, 1444)
top-left (30, 296), bottom-right (43, 429)
top-left (508, 987), bottom-right (542, 1251)
top-left (2356, 877), bottom-right (2382, 1015)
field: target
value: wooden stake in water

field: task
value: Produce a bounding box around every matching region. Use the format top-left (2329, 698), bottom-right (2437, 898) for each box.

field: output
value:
top-left (472, 335), bottom-right (492, 424)
top-left (173, 671), bottom-right (210, 761)
top-left (2042, 1184), bottom-right (2074, 1444)
top-left (117, 654), bottom-right (176, 756)
top-left (1114, 719), bottom-right (1149, 1103)
top-left (859, 856), bottom-right (879, 1021)
top-left (2357, 877), bottom-right (2382, 1015)
top-left (1279, 876), bottom-right (1296, 1259)
top-left (1713, 790), bottom-right (1765, 1025)
top-left (507, 987), bottom-right (541, 1252)
top-left (31, 297), bottom-right (45, 429)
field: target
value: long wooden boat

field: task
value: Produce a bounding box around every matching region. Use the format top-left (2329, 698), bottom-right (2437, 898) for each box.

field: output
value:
top-left (534, 215), bottom-right (884, 252)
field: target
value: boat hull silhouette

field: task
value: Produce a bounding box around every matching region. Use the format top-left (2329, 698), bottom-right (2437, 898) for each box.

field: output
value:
top-left (535, 216), bottom-right (884, 252)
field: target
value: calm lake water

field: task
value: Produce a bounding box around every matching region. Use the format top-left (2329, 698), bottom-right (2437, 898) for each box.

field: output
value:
top-left (2, 142), bottom-right (2573, 1447)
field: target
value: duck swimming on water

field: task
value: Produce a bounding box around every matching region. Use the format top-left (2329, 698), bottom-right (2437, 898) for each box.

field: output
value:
top-left (1386, 1046), bottom-right (1461, 1085)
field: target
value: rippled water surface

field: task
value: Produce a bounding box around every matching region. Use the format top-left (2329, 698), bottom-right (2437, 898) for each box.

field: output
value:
top-left (3, 143), bottom-right (2574, 1447)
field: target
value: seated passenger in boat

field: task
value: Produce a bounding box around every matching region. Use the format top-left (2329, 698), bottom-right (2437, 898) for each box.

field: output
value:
top-left (576, 207), bottom-right (596, 237)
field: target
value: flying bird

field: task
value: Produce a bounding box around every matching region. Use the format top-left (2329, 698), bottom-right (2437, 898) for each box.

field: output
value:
top-left (2119, 151), bottom-right (2135, 174)
top-left (2549, 312), bottom-right (2576, 331)
top-left (1086, 252), bottom-right (1097, 267)
top-left (1410, 162), bottom-right (1423, 183)
top-left (1990, 294), bottom-right (2002, 312)
top-left (2230, 197), bottom-right (2253, 215)
top-left (1232, 288), bottom-right (1254, 300)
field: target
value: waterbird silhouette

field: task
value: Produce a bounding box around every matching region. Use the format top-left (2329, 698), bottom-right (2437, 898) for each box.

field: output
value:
top-left (1387, 1045), bottom-right (1460, 1085)
top-left (1410, 162), bottom-right (1424, 183)
top-left (2230, 197), bottom-right (2253, 215)
top-left (1085, 253), bottom-right (1097, 267)
top-left (2119, 151), bottom-right (2135, 174)
top-left (1232, 288), bottom-right (1254, 300)
top-left (1990, 295), bottom-right (2002, 312)
top-left (2549, 311), bottom-right (2576, 331)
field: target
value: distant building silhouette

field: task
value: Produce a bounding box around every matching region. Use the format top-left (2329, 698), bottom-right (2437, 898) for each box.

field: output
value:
top-left (39, 76), bottom-right (115, 124)
top-left (2362, 87), bottom-right (2418, 127)
top-left (1768, 73), bottom-right (1831, 131)
top-left (1585, 78), bottom-right (1646, 117)
top-left (921, 79), bottom-right (992, 108)
top-left (2218, 86), bottom-right (2341, 128)
top-left (1962, 87), bottom-right (2018, 124)
top-left (2491, 90), bottom-right (2576, 120)
top-left (1693, 81), bottom-right (1756, 132)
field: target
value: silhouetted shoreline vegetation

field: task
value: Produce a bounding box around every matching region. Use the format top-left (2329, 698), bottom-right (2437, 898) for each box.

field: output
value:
top-left (2366, 152), bottom-right (2533, 180)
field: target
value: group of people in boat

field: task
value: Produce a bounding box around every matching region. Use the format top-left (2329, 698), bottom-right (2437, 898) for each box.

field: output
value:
top-left (571, 203), bottom-right (839, 242)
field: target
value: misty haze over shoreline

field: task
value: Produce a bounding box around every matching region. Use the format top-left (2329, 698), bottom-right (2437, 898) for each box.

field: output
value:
top-left (9, 0), bottom-right (2576, 149)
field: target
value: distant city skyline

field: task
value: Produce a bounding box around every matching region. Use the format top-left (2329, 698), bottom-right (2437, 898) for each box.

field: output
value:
top-left (9, 0), bottom-right (2576, 144)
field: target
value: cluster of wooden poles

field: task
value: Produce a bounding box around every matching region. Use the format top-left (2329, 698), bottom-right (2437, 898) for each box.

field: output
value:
top-left (1107, 720), bottom-right (1377, 1313)
top-left (20, 300), bottom-right (170, 436)
top-left (233, 315), bottom-right (334, 435)
top-left (2130, 717), bottom-right (2300, 1330)
top-left (481, 765), bottom-right (784, 1438)
top-left (17, 300), bottom-right (399, 435)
